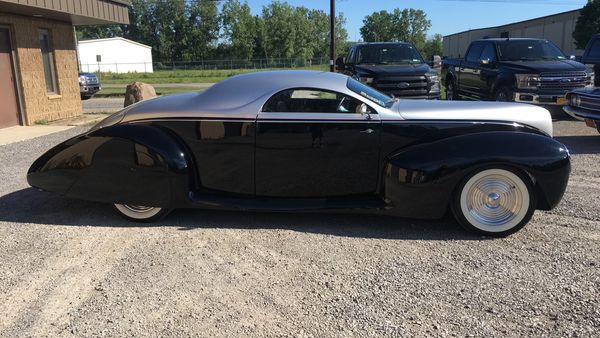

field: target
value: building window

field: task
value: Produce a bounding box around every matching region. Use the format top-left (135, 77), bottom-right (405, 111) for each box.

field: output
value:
top-left (39, 29), bottom-right (58, 94)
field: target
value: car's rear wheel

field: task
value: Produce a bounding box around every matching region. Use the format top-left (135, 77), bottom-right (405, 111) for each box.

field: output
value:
top-left (113, 204), bottom-right (170, 222)
top-left (452, 168), bottom-right (535, 237)
top-left (495, 86), bottom-right (514, 102)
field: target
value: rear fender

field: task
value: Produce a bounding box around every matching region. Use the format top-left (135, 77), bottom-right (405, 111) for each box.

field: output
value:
top-left (28, 124), bottom-right (195, 207)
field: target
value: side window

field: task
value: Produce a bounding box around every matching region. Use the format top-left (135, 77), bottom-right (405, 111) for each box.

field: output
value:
top-left (262, 88), bottom-right (371, 114)
top-left (466, 43), bottom-right (484, 63)
top-left (480, 43), bottom-right (497, 62)
top-left (39, 29), bottom-right (58, 94)
top-left (348, 48), bottom-right (356, 64)
top-left (588, 39), bottom-right (600, 58)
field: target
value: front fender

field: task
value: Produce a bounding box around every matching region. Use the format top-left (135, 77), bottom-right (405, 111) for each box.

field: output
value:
top-left (28, 124), bottom-right (195, 207)
top-left (382, 132), bottom-right (570, 219)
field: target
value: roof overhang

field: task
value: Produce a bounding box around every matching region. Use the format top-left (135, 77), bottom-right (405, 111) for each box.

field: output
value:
top-left (0, 0), bottom-right (130, 25)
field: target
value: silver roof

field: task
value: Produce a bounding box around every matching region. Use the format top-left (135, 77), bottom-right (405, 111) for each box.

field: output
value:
top-left (122, 70), bottom-right (360, 121)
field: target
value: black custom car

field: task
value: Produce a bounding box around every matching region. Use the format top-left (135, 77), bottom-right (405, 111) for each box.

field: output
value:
top-left (442, 38), bottom-right (593, 105)
top-left (28, 71), bottom-right (570, 237)
top-left (336, 42), bottom-right (440, 99)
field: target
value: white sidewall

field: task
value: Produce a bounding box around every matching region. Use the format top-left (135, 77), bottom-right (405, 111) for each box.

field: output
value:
top-left (459, 169), bottom-right (530, 233)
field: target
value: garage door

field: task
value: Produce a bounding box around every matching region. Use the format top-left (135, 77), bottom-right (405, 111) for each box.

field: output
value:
top-left (0, 28), bottom-right (20, 128)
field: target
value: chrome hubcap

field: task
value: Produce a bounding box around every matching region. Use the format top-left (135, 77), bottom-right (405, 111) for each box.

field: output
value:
top-left (465, 174), bottom-right (524, 227)
top-left (123, 205), bottom-right (154, 213)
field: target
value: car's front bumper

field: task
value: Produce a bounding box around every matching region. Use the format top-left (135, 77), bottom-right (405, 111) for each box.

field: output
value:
top-left (515, 92), bottom-right (569, 106)
top-left (563, 105), bottom-right (600, 128)
top-left (80, 84), bottom-right (101, 95)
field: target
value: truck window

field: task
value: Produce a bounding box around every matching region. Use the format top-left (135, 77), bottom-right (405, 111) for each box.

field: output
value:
top-left (356, 44), bottom-right (424, 65)
top-left (497, 40), bottom-right (566, 61)
top-left (480, 44), bottom-right (496, 62)
top-left (588, 39), bottom-right (600, 58)
top-left (466, 44), bottom-right (484, 63)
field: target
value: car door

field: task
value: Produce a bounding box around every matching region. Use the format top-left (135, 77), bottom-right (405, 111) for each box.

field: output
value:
top-left (255, 88), bottom-right (381, 198)
top-left (476, 42), bottom-right (499, 100)
top-left (459, 43), bottom-right (484, 99)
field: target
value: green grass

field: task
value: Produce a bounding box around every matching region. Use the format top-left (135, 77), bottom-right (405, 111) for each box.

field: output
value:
top-left (95, 86), bottom-right (202, 98)
top-left (98, 65), bottom-right (328, 85)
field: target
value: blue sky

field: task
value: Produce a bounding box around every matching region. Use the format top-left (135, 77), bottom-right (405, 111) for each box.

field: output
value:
top-left (248, 0), bottom-right (587, 40)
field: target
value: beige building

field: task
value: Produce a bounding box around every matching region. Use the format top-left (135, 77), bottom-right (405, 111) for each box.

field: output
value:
top-left (0, 0), bottom-right (129, 128)
top-left (443, 9), bottom-right (582, 59)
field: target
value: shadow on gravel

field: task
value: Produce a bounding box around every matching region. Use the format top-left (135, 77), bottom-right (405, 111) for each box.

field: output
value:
top-left (555, 135), bottom-right (600, 155)
top-left (0, 188), bottom-right (484, 241)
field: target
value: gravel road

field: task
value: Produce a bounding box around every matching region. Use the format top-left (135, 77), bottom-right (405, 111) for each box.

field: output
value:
top-left (0, 118), bottom-right (599, 337)
top-left (82, 98), bottom-right (124, 114)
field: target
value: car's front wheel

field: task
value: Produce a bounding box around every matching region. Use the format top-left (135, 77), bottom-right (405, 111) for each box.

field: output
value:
top-left (113, 204), bottom-right (170, 222)
top-left (445, 80), bottom-right (458, 100)
top-left (452, 168), bottom-right (535, 237)
top-left (495, 86), bottom-right (514, 102)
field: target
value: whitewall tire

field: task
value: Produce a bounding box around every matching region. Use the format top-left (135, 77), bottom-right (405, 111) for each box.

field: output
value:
top-left (452, 168), bottom-right (535, 237)
top-left (113, 204), bottom-right (170, 222)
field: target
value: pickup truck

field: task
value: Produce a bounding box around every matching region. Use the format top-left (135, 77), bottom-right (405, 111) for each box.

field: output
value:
top-left (79, 72), bottom-right (101, 100)
top-left (442, 38), bottom-right (594, 106)
top-left (335, 42), bottom-right (440, 99)
top-left (580, 33), bottom-right (600, 87)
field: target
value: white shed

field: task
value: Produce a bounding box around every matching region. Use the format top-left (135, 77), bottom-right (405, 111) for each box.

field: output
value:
top-left (78, 37), bottom-right (153, 73)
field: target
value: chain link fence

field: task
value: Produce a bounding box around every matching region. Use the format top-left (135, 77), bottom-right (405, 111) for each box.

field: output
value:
top-left (80, 57), bottom-right (330, 73)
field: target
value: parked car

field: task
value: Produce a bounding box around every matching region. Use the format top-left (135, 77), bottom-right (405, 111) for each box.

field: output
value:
top-left (28, 71), bottom-right (570, 237)
top-left (564, 88), bottom-right (600, 134)
top-left (335, 42), bottom-right (440, 99)
top-left (442, 38), bottom-right (594, 106)
top-left (580, 33), bottom-right (600, 87)
top-left (79, 72), bottom-right (101, 100)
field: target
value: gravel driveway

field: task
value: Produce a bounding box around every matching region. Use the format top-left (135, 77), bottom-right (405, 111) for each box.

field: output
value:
top-left (0, 119), bottom-right (598, 337)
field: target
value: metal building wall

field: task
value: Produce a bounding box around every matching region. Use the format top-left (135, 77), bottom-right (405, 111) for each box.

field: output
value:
top-left (443, 9), bottom-right (582, 58)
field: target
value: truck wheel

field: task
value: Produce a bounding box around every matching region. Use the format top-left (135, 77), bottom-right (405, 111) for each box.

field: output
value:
top-left (495, 86), bottom-right (514, 102)
top-left (445, 80), bottom-right (458, 100)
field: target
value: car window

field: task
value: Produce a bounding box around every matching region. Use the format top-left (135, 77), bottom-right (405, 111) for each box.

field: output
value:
top-left (347, 48), bottom-right (355, 64)
top-left (466, 43), bottom-right (484, 63)
top-left (347, 78), bottom-right (391, 107)
top-left (480, 43), bottom-right (496, 61)
top-left (588, 39), bottom-right (600, 58)
top-left (262, 88), bottom-right (370, 114)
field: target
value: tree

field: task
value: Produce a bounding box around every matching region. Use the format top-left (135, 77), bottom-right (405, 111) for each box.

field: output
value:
top-left (421, 33), bottom-right (443, 60)
top-left (76, 25), bottom-right (122, 40)
top-left (220, 0), bottom-right (257, 60)
top-left (360, 8), bottom-right (431, 49)
top-left (573, 0), bottom-right (600, 49)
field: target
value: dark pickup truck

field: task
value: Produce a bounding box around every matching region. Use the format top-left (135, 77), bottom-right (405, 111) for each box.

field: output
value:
top-left (580, 33), bottom-right (600, 87)
top-left (442, 38), bottom-right (594, 106)
top-left (335, 42), bottom-right (440, 99)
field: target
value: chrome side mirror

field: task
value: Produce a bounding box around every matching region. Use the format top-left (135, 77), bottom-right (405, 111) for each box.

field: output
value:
top-left (480, 58), bottom-right (491, 65)
top-left (569, 55), bottom-right (576, 61)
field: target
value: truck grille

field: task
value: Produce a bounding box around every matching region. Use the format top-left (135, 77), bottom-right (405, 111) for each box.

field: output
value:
top-left (373, 75), bottom-right (429, 98)
top-left (539, 71), bottom-right (588, 91)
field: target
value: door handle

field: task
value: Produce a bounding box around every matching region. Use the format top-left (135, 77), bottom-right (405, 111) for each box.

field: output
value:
top-left (360, 128), bottom-right (374, 134)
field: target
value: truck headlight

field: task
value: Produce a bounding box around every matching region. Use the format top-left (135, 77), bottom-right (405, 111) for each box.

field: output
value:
top-left (515, 74), bottom-right (540, 90)
top-left (587, 72), bottom-right (595, 87)
top-left (570, 95), bottom-right (581, 107)
top-left (426, 72), bottom-right (440, 92)
top-left (359, 77), bottom-right (374, 84)
top-left (79, 75), bottom-right (87, 84)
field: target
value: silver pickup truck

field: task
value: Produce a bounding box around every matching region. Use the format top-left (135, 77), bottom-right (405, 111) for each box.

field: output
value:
top-left (79, 72), bottom-right (101, 100)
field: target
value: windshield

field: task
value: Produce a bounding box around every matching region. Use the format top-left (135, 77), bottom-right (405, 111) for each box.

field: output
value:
top-left (497, 40), bottom-right (566, 61)
top-left (347, 77), bottom-right (393, 107)
top-left (356, 44), bottom-right (424, 65)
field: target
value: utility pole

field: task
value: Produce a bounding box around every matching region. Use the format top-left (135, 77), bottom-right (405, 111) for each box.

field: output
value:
top-left (329, 0), bottom-right (335, 72)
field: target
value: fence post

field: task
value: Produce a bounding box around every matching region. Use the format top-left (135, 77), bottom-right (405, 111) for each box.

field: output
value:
top-left (115, 63), bottom-right (118, 73)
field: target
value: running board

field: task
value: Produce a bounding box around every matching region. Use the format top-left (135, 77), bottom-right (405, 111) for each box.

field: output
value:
top-left (189, 192), bottom-right (387, 212)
